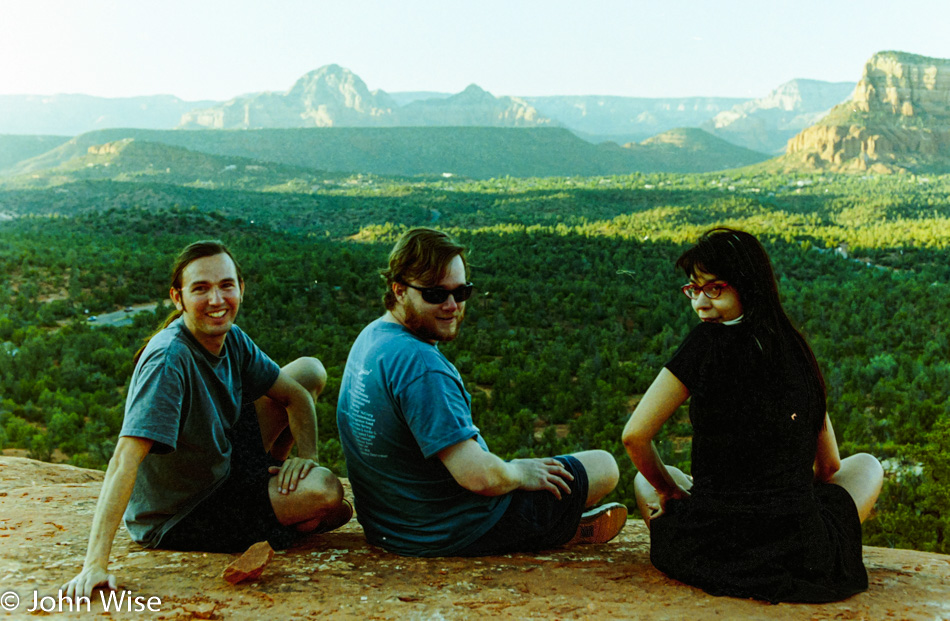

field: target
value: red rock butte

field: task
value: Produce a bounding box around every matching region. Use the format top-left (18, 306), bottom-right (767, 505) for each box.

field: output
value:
top-left (1, 456), bottom-right (947, 620)
top-left (784, 50), bottom-right (950, 173)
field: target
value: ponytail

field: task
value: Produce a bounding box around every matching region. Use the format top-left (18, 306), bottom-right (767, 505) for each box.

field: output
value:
top-left (133, 308), bottom-right (183, 365)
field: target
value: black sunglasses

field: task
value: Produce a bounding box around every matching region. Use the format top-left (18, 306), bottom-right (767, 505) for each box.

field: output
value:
top-left (402, 282), bottom-right (474, 305)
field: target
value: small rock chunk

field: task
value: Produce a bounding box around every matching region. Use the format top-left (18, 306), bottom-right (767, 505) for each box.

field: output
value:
top-left (223, 541), bottom-right (274, 584)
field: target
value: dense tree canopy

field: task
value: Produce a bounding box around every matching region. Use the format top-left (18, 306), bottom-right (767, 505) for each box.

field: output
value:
top-left (1, 171), bottom-right (948, 552)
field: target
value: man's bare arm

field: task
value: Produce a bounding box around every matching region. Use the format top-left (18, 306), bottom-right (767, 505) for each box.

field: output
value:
top-left (438, 439), bottom-right (574, 499)
top-left (265, 369), bottom-right (318, 493)
top-left (62, 435), bottom-right (153, 599)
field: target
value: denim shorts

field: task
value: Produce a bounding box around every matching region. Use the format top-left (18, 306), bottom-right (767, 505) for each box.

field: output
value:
top-left (157, 403), bottom-right (300, 552)
top-left (455, 455), bottom-right (589, 556)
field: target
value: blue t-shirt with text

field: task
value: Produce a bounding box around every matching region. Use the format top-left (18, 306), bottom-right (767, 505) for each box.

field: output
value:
top-left (337, 319), bottom-right (510, 556)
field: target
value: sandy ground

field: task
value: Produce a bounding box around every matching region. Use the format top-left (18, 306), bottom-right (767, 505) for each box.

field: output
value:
top-left (1, 456), bottom-right (948, 620)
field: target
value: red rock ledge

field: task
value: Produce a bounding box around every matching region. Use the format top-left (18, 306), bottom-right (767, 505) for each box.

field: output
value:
top-left (1, 456), bottom-right (947, 620)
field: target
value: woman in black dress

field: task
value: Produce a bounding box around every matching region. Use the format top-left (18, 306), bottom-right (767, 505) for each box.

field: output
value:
top-left (622, 227), bottom-right (883, 603)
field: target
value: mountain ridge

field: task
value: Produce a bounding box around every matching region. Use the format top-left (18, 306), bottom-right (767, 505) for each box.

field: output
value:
top-left (782, 51), bottom-right (950, 172)
top-left (3, 126), bottom-right (770, 180)
top-left (3, 138), bottom-right (348, 191)
top-left (179, 64), bottom-right (399, 129)
top-left (625, 127), bottom-right (771, 170)
top-left (0, 94), bottom-right (216, 136)
top-left (701, 79), bottom-right (856, 154)
top-left (178, 66), bottom-right (551, 130)
top-left (1, 64), bottom-right (853, 156)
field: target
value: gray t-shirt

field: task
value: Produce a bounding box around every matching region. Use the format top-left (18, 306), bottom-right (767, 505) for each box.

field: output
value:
top-left (120, 318), bottom-right (280, 546)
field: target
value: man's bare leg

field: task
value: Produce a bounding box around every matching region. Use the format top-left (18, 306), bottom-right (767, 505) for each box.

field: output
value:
top-left (568, 449), bottom-right (620, 506)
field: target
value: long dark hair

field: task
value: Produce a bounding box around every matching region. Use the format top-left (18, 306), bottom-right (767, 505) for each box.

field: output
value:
top-left (676, 228), bottom-right (826, 412)
top-left (133, 240), bottom-right (243, 365)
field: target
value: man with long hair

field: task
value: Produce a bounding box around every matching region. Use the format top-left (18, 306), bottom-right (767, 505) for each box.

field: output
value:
top-left (337, 227), bottom-right (626, 557)
top-left (64, 240), bottom-right (350, 598)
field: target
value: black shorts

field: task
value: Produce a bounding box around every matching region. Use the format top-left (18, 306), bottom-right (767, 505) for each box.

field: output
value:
top-left (157, 403), bottom-right (300, 553)
top-left (455, 455), bottom-right (589, 556)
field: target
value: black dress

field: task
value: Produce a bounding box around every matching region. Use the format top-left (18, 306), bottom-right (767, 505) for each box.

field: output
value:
top-left (650, 321), bottom-right (868, 603)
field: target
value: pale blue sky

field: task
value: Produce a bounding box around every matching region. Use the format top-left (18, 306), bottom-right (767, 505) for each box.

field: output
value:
top-left (1, 0), bottom-right (946, 101)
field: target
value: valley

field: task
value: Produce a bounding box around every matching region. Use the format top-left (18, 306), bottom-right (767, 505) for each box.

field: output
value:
top-left (2, 49), bottom-right (950, 557)
top-left (1, 165), bottom-right (949, 555)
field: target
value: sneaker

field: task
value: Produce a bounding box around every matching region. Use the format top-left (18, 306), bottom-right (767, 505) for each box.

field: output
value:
top-left (567, 502), bottom-right (627, 545)
top-left (314, 498), bottom-right (354, 534)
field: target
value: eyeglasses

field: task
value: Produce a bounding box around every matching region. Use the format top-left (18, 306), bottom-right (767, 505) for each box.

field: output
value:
top-left (403, 282), bottom-right (474, 305)
top-left (681, 281), bottom-right (730, 300)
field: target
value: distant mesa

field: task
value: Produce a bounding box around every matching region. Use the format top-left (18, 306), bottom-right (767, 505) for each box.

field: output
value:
top-left (701, 79), bottom-right (855, 154)
top-left (523, 95), bottom-right (748, 145)
top-left (0, 62), bottom-right (880, 170)
top-left (13, 56), bottom-right (950, 177)
top-left (396, 84), bottom-right (552, 128)
top-left (624, 127), bottom-right (771, 171)
top-left (7, 135), bottom-right (337, 190)
top-left (0, 93), bottom-right (216, 137)
top-left (783, 51), bottom-right (950, 173)
top-left (177, 64), bottom-right (552, 130)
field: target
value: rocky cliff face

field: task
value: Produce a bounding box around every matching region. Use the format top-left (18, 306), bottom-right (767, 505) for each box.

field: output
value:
top-left (852, 52), bottom-right (950, 117)
top-left (178, 65), bottom-right (397, 129)
top-left (784, 52), bottom-right (950, 172)
top-left (178, 66), bottom-right (551, 130)
top-left (702, 79), bottom-right (855, 154)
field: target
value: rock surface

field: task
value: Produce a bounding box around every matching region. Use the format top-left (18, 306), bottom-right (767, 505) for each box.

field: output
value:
top-left (785, 51), bottom-right (950, 172)
top-left (1, 456), bottom-right (948, 620)
top-left (222, 541), bottom-right (275, 585)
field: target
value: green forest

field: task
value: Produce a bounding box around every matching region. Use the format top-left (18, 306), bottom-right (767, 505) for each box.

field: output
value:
top-left (1, 169), bottom-right (949, 554)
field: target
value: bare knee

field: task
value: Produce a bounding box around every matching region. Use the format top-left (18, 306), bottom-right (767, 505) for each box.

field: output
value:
top-left (271, 467), bottom-right (344, 526)
top-left (633, 472), bottom-right (657, 528)
top-left (853, 453), bottom-right (884, 482)
top-left (284, 357), bottom-right (327, 398)
top-left (833, 453), bottom-right (883, 523)
top-left (571, 450), bottom-right (619, 505)
top-left (837, 453), bottom-right (884, 488)
top-left (301, 467), bottom-right (344, 509)
top-left (589, 449), bottom-right (620, 489)
top-left (633, 468), bottom-right (691, 499)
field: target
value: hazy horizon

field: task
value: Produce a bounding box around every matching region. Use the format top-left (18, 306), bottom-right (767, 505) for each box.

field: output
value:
top-left (2, 0), bottom-right (949, 102)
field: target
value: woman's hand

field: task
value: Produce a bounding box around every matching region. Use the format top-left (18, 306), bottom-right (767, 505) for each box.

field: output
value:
top-left (648, 479), bottom-right (692, 520)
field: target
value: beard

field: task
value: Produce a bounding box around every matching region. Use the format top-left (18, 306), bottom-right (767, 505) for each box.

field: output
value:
top-left (402, 298), bottom-right (465, 343)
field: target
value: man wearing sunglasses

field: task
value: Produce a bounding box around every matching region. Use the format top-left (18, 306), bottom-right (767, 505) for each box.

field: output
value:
top-left (337, 227), bottom-right (626, 557)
